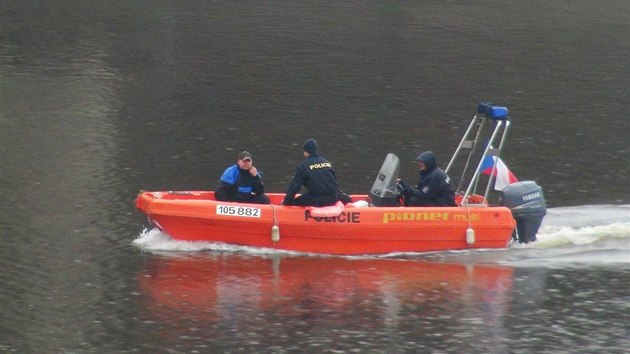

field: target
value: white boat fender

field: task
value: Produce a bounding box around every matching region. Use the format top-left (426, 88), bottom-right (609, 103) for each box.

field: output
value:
top-left (271, 225), bottom-right (280, 243)
top-left (271, 205), bottom-right (280, 243)
top-left (466, 227), bottom-right (475, 246)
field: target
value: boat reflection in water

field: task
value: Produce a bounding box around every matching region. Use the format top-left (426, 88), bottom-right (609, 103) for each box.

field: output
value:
top-left (137, 254), bottom-right (515, 350)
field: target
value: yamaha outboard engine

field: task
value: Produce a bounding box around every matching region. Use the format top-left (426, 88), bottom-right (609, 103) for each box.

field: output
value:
top-left (500, 181), bottom-right (546, 243)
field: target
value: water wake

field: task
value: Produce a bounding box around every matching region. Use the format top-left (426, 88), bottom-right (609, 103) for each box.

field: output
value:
top-left (522, 204), bottom-right (630, 248)
top-left (533, 222), bottom-right (630, 248)
top-left (133, 228), bottom-right (301, 256)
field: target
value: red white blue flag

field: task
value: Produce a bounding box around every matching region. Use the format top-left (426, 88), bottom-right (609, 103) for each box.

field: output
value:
top-left (480, 155), bottom-right (519, 190)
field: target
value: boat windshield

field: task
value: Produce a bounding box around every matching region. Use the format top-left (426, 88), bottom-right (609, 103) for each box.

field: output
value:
top-left (370, 153), bottom-right (400, 198)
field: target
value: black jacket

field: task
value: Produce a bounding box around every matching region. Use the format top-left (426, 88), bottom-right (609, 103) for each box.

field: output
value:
top-left (402, 152), bottom-right (456, 206)
top-left (283, 153), bottom-right (338, 204)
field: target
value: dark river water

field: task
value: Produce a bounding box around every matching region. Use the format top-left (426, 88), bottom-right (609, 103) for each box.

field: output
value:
top-left (1, 1), bottom-right (629, 353)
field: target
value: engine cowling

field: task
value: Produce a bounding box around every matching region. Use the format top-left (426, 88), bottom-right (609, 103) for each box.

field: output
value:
top-left (500, 181), bottom-right (546, 243)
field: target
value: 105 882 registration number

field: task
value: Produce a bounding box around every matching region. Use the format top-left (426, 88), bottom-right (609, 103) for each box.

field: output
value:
top-left (216, 205), bottom-right (261, 218)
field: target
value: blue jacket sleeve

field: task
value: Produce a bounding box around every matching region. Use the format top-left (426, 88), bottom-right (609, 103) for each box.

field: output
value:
top-left (216, 165), bottom-right (238, 201)
top-left (220, 165), bottom-right (238, 184)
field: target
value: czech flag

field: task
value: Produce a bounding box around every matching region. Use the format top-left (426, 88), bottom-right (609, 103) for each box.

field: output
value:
top-left (480, 155), bottom-right (519, 191)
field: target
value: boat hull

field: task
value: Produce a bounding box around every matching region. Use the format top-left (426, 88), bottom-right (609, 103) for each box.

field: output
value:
top-left (135, 191), bottom-right (516, 255)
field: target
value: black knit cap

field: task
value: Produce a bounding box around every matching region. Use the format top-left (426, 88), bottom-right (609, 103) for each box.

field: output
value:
top-left (303, 139), bottom-right (318, 154)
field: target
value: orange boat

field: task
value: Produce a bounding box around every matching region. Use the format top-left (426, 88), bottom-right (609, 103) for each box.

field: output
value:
top-left (136, 191), bottom-right (518, 254)
top-left (135, 102), bottom-right (546, 255)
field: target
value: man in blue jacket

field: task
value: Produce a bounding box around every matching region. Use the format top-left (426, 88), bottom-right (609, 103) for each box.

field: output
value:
top-left (397, 151), bottom-right (456, 207)
top-left (215, 151), bottom-right (270, 204)
top-left (283, 139), bottom-right (340, 207)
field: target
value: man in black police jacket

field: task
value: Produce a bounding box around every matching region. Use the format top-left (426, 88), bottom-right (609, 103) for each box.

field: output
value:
top-left (397, 151), bottom-right (456, 207)
top-left (282, 139), bottom-right (340, 207)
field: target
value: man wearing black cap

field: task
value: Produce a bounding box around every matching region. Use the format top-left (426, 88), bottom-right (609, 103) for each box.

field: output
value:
top-left (397, 151), bottom-right (456, 206)
top-left (215, 150), bottom-right (270, 204)
top-left (283, 139), bottom-right (340, 207)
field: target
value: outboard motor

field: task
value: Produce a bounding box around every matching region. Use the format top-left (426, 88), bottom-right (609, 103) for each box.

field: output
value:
top-left (500, 181), bottom-right (546, 243)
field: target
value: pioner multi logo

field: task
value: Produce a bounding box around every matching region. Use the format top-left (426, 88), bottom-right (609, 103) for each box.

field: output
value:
top-left (382, 211), bottom-right (479, 224)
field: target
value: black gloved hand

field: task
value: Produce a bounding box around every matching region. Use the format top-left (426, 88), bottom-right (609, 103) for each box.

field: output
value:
top-left (397, 180), bottom-right (412, 196)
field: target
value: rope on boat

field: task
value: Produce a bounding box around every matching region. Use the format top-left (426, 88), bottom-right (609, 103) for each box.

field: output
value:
top-left (270, 204), bottom-right (280, 243)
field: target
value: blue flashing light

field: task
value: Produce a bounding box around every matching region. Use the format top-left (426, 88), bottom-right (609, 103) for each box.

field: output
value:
top-left (477, 102), bottom-right (509, 120)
